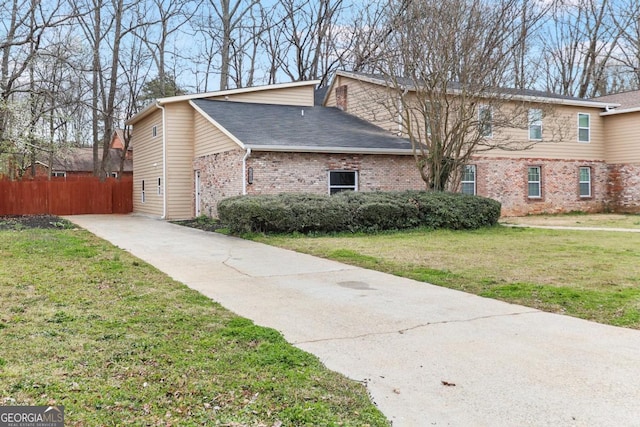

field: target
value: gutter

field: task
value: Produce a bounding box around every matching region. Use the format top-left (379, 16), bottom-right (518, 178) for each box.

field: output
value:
top-left (242, 147), bottom-right (252, 195)
top-left (157, 101), bottom-right (167, 219)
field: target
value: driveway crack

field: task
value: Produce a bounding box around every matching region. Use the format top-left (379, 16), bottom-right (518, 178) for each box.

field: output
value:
top-left (293, 310), bottom-right (540, 345)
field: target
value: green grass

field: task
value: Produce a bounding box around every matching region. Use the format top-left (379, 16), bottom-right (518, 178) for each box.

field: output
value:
top-left (252, 226), bottom-right (640, 329)
top-left (0, 228), bottom-right (389, 426)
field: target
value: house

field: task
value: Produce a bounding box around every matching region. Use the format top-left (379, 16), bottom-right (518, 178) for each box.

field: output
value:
top-left (127, 80), bottom-right (423, 219)
top-left (22, 147), bottom-right (133, 179)
top-left (126, 71), bottom-right (638, 219)
top-left (110, 128), bottom-right (133, 160)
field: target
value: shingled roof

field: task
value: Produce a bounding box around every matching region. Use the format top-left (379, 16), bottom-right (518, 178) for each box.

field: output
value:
top-left (52, 148), bottom-right (132, 172)
top-left (330, 71), bottom-right (617, 109)
top-left (191, 99), bottom-right (413, 154)
top-left (592, 90), bottom-right (640, 114)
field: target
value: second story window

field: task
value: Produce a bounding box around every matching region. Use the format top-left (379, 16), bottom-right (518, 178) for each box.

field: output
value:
top-left (529, 109), bottom-right (542, 140)
top-left (152, 125), bottom-right (158, 137)
top-left (479, 105), bottom-right (492, 137)
top-left (578, 113), bottom-right (590, 143)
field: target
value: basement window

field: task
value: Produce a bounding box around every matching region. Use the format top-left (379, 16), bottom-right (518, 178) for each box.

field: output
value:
top-left (329, 170), bottom-right (357, 194)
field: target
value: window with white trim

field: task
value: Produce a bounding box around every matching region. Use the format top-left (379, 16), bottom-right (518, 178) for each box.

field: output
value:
top-left (579, 167), bottom-right (591, 198)
top-left (52, 171), bottom-right (66, 178)
top-left (461, 165), bottom-right (476, 195)
top-left (578, 113), bottom-right (590, 142)
top-left (529, 109), bottom-right (542, 140)
top-left (329, 170), bottom-right (357, 194)
top-left (528, 166), bottom-right (541, 198)
top-left (157, 177), bottom-right (163, 195)
top-left (141, 180), bottom-right (146, 203)
top-left (479, 105), bottom-right (492, 137)
top-left (152, 125), bottom-right (158, 137)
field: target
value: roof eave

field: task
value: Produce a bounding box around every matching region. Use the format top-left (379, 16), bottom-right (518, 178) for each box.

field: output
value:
top-left (334, 70), bottom-right (619, 108)
top-left (600, 106), bottom-right (640, 116)
top-left (247, 144), bottom-right (414, 155)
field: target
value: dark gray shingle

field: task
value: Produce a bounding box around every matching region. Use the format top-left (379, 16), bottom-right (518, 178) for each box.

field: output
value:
top-left (192, 99), bottom-right (413, 153)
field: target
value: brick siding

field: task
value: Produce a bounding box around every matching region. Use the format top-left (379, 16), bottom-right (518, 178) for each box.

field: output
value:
top-left (193, 149), bottom-right (245, 217)
top-left (607, 163), bottom-right (640, 213)
top-left (246, 152), bottom-right (425, 195)
top-left (194, 150), bottom-right (637, 219)
top-left (470, 157), bottom-right (608, 216)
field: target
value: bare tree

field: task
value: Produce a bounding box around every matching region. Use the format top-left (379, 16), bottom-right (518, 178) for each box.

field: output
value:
top-left (138, 0), bottom-right (195, 97)
top-left (0, 0), bottom-right (75, 148)
top-left (371, 0), bottom-right (550, 191)
top-left (276, 0), bottom-right (350, 85)
top-left (610, 0), bottom-right (640, 91)
top-left (539, 0), bottom-right (625, 97)
top-left (207, 0), bottom-right (260, 90)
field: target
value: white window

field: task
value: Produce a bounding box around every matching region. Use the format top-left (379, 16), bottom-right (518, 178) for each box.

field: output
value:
top-left (157, 177), bottom-right (163, 195)
top-left (141, 180), bottom-right (146, 203)
top-left (578, 113), bottom-right (590, 142)
top-left (52, 171), bottom-right (66, 178)
top-left (461, 165), bottom-right (476, 195)
top-left (529, 109), bottom-right (542, 140)
top-left (479, 105), bottom-right (492, 137)
top-left (329, 170), bottom-right (357, 194)
top-left (579, 167), bottom-right (591, 197)
top-left (528, 166), bottom-right (541, 198)
top-left (152, 125), bottom-right (158, 137)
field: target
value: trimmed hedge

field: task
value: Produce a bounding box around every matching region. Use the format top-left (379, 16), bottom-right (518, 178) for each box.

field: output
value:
top-left (217, 191), bottom-right (501, 234)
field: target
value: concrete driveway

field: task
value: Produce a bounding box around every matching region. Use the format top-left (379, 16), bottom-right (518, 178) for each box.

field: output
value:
top-left (66, 214), bottom-right (640, 426)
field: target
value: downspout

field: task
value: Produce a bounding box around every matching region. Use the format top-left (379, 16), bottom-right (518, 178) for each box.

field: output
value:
top-left (242, 147), bottom-right (252, 195)
top-left (157, 102), bottom-right (167, 219)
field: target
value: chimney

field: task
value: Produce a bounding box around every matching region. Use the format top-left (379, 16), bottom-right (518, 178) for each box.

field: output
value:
top-left (336, 85), bottom-right (348, 112)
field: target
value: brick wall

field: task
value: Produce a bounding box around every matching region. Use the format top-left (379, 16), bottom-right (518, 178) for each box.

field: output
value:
top-left (245, 152), bottom-right (425, 195)
top-left (193, 149), bottom-right (245, 217)
top-left (194, 150), bottom-right (636, 219)
top-left (470, 157), bottom-right (608, 216)
top-left (607, 163), bottom-right (640, 213)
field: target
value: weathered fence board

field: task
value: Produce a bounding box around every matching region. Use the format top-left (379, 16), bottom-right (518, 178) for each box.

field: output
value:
top-left (0, 177), bottom-right (133, 215)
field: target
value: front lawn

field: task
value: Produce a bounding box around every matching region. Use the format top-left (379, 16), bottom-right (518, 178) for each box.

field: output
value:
top-left (0, 224), bottom-right (388, 426)
top-left (252, 226), bottom-right (640, 329)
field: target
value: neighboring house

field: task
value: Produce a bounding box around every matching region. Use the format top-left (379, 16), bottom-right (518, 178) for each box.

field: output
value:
top-left (110, 128), bottom-right (133, 160)
top-left (127, 71), bottom-right (638, 219)
top-left (23, 147), bottom-right (133, 179)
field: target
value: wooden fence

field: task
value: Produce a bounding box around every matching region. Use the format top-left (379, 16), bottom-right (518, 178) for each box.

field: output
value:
top-left (0, 177), bottom-right (133, 215)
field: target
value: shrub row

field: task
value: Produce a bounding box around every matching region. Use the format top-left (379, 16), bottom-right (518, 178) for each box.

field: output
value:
top-left (217, 191), bottom-right (501, 234)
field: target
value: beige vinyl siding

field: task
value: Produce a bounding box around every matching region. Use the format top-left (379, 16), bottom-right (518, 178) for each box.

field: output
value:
top-left (208, 85), bottom-right (314, 106)
top-left (164, 102), bottom-right (195, 219)
top-left (132, 109), bottom-right (164, 216)
top-left (604, 112), bottom-right (640, 164)
top-left (482, 105), bottom-right (606, 160)
top-left (193, 112), bottom-right (239, 158)
top-left (326, 75), bottom-right (398, 133)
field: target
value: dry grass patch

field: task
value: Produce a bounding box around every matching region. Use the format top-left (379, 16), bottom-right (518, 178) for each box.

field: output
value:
top-left (501, 213), bottom-right (640, 229)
